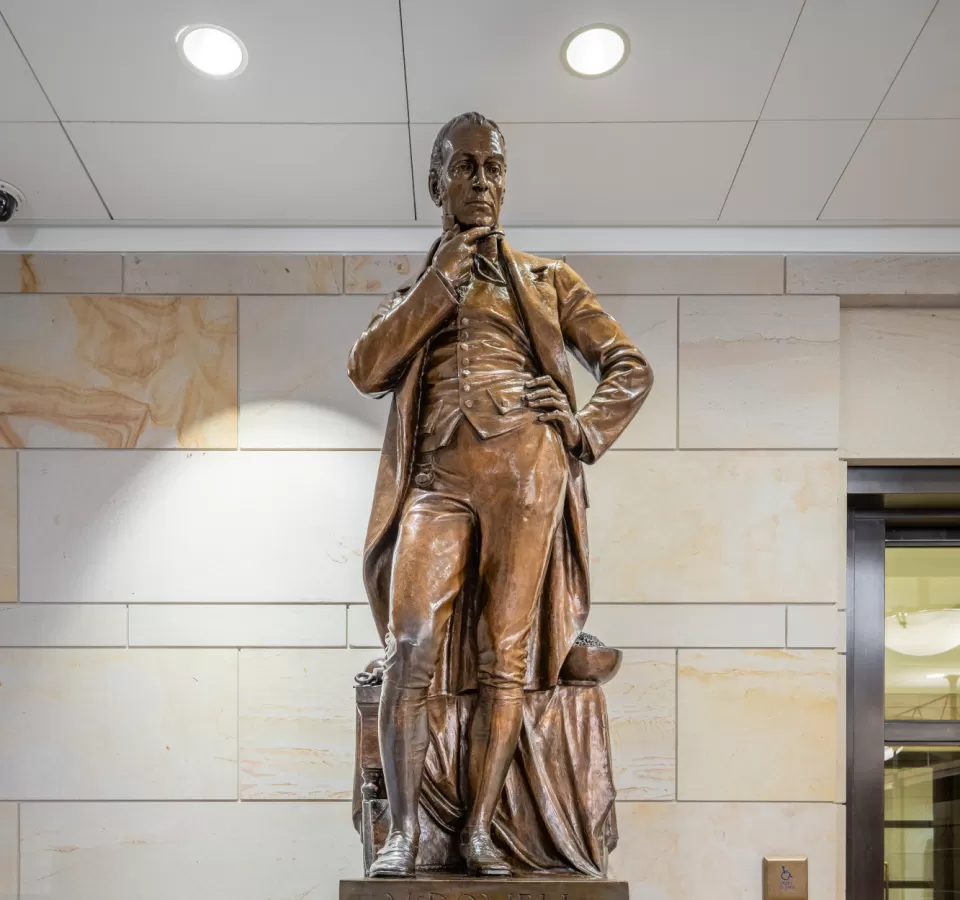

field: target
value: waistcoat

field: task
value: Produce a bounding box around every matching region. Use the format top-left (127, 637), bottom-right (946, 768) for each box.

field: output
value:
top-left (418, 253), bottom-right (540, 452)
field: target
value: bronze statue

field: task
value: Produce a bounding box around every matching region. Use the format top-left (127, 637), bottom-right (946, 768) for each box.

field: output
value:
top-left (347, 112), bottom-right (653, 880)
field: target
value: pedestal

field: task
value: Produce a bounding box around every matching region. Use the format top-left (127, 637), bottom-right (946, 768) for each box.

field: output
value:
top-left (341, 878), bottom-right (629, 900)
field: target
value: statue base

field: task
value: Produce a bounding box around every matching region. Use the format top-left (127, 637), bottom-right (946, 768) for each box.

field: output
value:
top-left (341, 877), bottom-right (628, 900)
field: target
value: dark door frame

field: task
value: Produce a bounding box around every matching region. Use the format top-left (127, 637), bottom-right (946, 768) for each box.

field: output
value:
top-left (846, 467), bottom-right (960, 900)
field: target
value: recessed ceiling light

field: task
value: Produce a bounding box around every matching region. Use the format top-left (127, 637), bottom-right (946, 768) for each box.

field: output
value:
top-left (176, 24), bottom-right (247, 78)
top-left (562, 24), bottom-right (630, 78)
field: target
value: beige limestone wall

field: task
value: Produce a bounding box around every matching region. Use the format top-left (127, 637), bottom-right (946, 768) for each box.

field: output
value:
top-left (0, 249), bottom-right (953, 899)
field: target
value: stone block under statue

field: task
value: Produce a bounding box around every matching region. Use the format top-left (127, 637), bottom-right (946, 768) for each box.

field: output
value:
top-left (340, 877), bottom-right (629, 900)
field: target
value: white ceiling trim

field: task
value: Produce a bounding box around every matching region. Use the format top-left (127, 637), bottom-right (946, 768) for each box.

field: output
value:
top-left (3, 225), bottom-right (960, 255)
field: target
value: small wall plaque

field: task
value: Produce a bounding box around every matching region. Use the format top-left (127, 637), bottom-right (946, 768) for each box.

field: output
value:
top-left (763, 857), bottom-right (808, 900)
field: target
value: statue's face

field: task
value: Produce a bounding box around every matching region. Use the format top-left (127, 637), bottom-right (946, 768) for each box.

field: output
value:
top-left (431, 123), bottom-right (506, 229)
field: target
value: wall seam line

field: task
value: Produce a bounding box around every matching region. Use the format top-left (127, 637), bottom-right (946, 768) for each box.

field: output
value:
top-left (675, 297), bottom-right (681, 449)
top-left (674, 648), bottom-right (679, 802)
top-left (15, 449), bottom-right (20, 605)
top-left (236, 648), bottom-right (241, 802)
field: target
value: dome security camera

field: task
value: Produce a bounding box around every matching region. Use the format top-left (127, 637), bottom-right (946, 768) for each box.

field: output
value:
top-left (0, 181), bottom-right (26, 223)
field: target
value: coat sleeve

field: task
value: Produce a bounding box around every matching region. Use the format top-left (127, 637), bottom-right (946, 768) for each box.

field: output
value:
top-left (554, 261), bottom-right (654, 463)
top-left (347, 266), bottom-right (459, 396)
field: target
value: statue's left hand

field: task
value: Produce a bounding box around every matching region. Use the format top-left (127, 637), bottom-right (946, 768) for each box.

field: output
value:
top-left (524, 375), bottom-right (581, 452)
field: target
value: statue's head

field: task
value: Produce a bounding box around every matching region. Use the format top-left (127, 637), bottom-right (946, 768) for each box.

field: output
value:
top-left (428, 112), bottom-right (506, 230)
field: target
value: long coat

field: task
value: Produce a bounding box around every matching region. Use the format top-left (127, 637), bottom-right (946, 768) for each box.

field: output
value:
top-left (348, 239), bottom-right (652, 693)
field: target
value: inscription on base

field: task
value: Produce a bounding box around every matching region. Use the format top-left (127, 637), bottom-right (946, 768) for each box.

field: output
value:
top-left (340, 879), bottom-right (629, 900)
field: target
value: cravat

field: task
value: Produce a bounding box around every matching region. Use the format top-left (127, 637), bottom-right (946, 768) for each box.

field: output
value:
top-left (474, 231), bottom-right (507, 285)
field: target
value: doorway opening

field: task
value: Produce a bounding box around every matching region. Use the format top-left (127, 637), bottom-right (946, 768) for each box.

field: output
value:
top-left (847, 468), bottom-right (960, 900)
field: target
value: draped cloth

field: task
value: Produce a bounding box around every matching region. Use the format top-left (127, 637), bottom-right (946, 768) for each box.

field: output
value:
top-left (353, 684), bottom-right (619, 876)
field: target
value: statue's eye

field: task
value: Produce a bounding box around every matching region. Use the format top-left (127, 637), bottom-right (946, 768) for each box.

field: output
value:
top-left (486, 164), bottom-right (502, 177)
top-left (454, 161), bottom-right (472, 176)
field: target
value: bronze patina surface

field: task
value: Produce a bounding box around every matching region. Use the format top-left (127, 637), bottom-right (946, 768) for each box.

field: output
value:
top-left (347, 112), bottom-right (653, 880)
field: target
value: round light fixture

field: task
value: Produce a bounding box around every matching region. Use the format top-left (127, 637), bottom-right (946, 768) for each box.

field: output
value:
top-left (561, 24), bottom-right (630, 78)
top-left (176, 24), bottom-right (247, 78)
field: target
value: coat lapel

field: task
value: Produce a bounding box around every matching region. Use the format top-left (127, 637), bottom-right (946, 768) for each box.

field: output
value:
top-left (501, 240), bottom-right (576, 406)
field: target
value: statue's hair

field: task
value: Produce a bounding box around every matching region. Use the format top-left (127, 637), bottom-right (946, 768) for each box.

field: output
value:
top-left (428, 112), bottom-right (506, 205)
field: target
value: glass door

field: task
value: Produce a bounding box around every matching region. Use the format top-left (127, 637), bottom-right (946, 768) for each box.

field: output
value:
top-left (884, 545), bottom-right (960, 900)
top-left (885, 747), bottom-right (960, 900)
top-left (847, 467), bottom-right (960, 900)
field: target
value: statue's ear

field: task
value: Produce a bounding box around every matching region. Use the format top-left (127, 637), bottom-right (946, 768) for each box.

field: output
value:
top-left (428, 170), bottom-right (442, 208)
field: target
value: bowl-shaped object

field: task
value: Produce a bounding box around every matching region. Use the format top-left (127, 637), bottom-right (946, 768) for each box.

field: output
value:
top-left (559, 642), bottom-right (622, 686)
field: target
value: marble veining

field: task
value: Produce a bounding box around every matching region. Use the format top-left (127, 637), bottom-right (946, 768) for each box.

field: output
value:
top-left (19, 449), bottom-right (375, 604)
top-left (0, 254), bottom-right (121, 294)
top-left (344, 255), bottom-right (413, 294)
top-left (0, 803), bottom-right (14, 898)
top-left (0, 648), bottom-right (238, 799)
top-left (788, 254), bottom-right (960, 294)
top-left (841, 308), bottom-right (960, 459)
top-left (605, 650), bottom-right (676, 800)
top-left (123, 254), bottom-right (343, 295)
top-left (564, 254), bottom-right (785, 295)
top-left (0, 295), bottom-right (237, 448)
top-left (239, 649), bottom-right (373, 799)
top-left (679, 296), bottom-right (840, 449)
top-left (587, 451), bottom-right (842, 605)
top-left (678, 649), bottom-right (838, 801)
top-left (20, 802), bottom-right (362, 900)
top-left (610, 801), bottom-right (838, 900)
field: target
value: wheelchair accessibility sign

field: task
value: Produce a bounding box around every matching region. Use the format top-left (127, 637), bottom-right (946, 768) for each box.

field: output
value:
top-left (763, 857), bottom-right (808, 900)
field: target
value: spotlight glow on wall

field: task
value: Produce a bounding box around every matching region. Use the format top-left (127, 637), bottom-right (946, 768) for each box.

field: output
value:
top-left (176, 24), bottom-right (248, 78)
top-left (562, 24), bottom-right (630, 78)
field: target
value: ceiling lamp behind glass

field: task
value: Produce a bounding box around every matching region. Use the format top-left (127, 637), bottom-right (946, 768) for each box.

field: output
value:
top-left (562, 25), bottom-right (630, 78)
top-left (177, 24), bottom-right (248, 78)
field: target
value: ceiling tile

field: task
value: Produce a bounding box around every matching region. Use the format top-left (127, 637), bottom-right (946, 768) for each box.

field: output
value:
top-left (0, 15), bottom-right (55, 121)
top-left (411, 122), bottom-right (753, 225)
top-left (762, 0), bottom-right (935, 120)
top-left (879, 0), bottom-right (960, 118)
top-left (66, 123), bottom-right (414, 222)
top-left (0, 0), bottom-right (406, 123)
top-left (821, 120), bottom-right (960, 222)
top-left (721, 121), bottom-right (868, 222)
top-left (402, 0), bottom-right (803, 123)
top-left (1, 124), bottom-right (108, 220)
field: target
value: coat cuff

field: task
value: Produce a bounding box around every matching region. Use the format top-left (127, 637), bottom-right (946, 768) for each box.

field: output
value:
top-left (425, 265), bottom-right (460, 306)
top-left (573, 415), bottom-right (604, 464)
